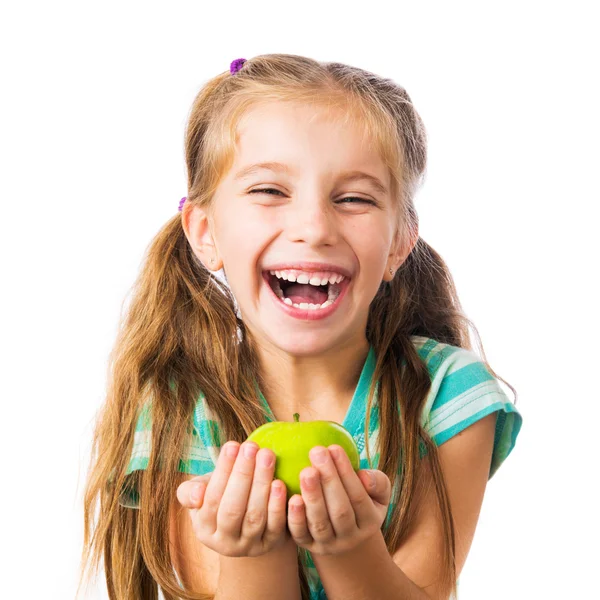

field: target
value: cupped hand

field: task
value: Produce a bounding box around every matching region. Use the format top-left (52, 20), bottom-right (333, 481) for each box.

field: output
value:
top-left (287, 445), bottom-right (392, 557)
top-left (176, 441), bottom-right (290, 558)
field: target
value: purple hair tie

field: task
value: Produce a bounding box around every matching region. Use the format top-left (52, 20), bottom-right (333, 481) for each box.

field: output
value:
top-left (230, 58), bottom-right (246, 74)
top-left (178, 60), bottom-right (245, 212)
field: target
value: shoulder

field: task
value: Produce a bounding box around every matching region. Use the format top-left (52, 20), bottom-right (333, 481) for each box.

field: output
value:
top-left (409, 334), bottom-right (472, 379)
top-left (409, 335), bottom-right (509, 426)
top-left (410, 335), bottom-right (523, 479)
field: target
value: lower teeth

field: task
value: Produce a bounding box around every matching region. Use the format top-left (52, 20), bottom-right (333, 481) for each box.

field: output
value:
top-left (282, 298), bottom-right (332, 310)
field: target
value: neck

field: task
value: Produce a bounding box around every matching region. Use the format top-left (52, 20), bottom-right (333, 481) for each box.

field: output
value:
top-left (255, 337), bottom-right (370, 422)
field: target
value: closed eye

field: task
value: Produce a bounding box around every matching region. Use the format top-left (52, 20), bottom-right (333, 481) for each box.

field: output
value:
top-left (248, 188), bottom-right (376, 205)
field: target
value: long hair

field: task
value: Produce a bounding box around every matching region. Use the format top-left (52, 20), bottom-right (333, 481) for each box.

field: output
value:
top-left (78, 53), bottom-right (517, 600)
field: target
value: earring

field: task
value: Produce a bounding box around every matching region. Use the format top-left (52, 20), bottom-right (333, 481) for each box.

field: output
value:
top-left (389, 268), bottom-right (393, 275)
top-left (210, 257), bottom-right (215, 265)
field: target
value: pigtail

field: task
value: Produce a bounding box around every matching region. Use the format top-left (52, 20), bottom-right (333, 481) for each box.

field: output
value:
top-left (366, 237), bottom-right (474, 600)
top-left (81, 54), bottom-right (517, 600)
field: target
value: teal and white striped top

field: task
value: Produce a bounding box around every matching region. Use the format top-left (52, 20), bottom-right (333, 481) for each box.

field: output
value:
top-left (120, 335), bottom-right (523, 600)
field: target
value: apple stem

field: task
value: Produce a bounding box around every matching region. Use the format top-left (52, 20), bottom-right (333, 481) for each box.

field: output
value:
top-left (293, 412), bottom-right (300, 422)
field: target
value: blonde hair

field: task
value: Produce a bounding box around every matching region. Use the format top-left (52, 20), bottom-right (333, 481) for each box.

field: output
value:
top-left (79, 53), bottom-right (516, 600)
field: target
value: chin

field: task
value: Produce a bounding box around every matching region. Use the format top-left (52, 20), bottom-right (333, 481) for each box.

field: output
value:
top-left (265, 330), bottom-right (343, 358)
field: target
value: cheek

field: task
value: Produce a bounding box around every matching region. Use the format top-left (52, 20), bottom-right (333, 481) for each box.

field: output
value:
top-left (215, 213), bottom-right (273, 297)
top-left (351, 234), bottom-right (391, 294)
top-left (216, 203), bottom-right (259, 255)
top-left (352, 231), bottom-right (390, 269)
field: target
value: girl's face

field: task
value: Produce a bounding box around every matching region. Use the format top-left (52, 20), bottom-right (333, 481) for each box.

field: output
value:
top-left (190, 102), bottom-right (408, 357)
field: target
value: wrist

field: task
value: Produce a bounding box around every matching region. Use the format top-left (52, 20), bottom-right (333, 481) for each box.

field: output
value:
top-left (312, 529), bottom-right (386, 564)
top-left (216, 535), bottom-right (301, 600)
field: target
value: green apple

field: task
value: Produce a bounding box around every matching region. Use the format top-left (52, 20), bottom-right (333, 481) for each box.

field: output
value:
top-left (246, 413), bottom-right (360, 499)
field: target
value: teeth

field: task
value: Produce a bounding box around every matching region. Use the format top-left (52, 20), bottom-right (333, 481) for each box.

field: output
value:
top-left (268, 269), bottom-right (346, 310)
top-left (269, 269), bottom-right (346, 286)
top-left (327, 282), bottom-right (340, 303)
top-left (275, 295), bottom-right (336, 310)
top-left (271, 294), bottom-right (337, 310)
top-left (270, 276), bottom-right (284, 298)
top-left (288, 300), bottom-right (333, 310)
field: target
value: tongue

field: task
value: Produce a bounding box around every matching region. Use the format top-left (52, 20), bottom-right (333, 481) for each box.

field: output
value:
top-left (285, 283), bottom-right (328, 305)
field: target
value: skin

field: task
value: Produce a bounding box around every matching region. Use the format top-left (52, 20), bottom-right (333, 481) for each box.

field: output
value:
top-left (178, 100), bottom-right (418, 560)
top-left (176, 441), bottom-right (392, 557)
top-left (183, 101), bottom-right (417, 420)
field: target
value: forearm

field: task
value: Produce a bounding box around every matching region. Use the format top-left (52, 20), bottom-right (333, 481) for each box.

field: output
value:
top-left (312, 531), bottom-right (430, 600)
top-left (215, 536), bottom-right (301, 600)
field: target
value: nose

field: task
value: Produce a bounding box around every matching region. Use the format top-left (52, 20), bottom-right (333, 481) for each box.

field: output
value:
top-left (285, 198), bottom-right (338, 247)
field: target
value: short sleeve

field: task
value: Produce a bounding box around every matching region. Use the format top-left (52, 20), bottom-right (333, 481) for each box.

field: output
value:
top-left (418, 341), bottom-right (523, 479)
top-left (118, 392), bottom-right (222, 508)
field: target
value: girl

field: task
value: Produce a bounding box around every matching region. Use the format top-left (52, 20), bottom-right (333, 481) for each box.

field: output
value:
top-left (79, 54), bottom-right (522, 600)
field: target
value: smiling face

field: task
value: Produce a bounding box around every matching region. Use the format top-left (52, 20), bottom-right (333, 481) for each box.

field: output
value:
top-left (186, 101), bottom-right (410, 357)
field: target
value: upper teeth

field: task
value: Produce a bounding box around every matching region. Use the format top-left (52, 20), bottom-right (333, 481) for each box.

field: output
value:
top-left (268, 270), bottom-right (345, 286)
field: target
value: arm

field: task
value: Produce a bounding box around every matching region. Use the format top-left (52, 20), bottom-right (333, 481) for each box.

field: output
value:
top-left (311, 412), bottom-right (497, 600)
top-left (216, 535), bottom-right (301, 600)
top-left (312, 532), bottom-right (428, 600)
top-left (170, 489), bottom-right (302, 600)
top-left (172, 440), bottom-right (303, 600)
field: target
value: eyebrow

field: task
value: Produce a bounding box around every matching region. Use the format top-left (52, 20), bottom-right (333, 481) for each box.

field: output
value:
top-left (233, 161), bottom-right (389, 195)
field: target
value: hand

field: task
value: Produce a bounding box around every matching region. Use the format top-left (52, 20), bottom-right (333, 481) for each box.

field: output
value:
top-left (287, 445), bottom-right (392, 557)
top-left (176, 441), bottom-right (290, 558)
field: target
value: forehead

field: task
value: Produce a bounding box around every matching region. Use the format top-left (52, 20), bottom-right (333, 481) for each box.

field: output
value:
top-left (229, 101), bottom-right (388, 183)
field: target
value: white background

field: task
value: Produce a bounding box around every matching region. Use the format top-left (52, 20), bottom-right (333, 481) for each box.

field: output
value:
top-left (1, 1), bottom-right (598, 598)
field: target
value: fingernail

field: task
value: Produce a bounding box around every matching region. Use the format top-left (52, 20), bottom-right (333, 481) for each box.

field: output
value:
top-left (191, 482), bottom-right (203, 504)
top-left (260, 451), bottom-right (274, 468)
top-left (226, 443), bottom-right (239, 458)
top-left (303, 473), bottom-right (316, 488)
top-left (367, 470), bottom-right (376, 488)
top-left (244, 443), bottom-right (258, 459)
top-left (312, 447), bottom-right (327, 464)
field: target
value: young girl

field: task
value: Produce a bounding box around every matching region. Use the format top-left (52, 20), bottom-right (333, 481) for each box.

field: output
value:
top-left (80, 54), bottom-right (522, 600)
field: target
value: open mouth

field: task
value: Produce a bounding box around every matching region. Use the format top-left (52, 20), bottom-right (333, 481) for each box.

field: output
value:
top-left (264, 270), bottom-right (347, 311)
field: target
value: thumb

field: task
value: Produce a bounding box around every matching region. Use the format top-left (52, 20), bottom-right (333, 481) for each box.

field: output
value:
top-left (359, 469), bottom-right (392, 506)
top-left (176, 473), bottom-right (212, 508)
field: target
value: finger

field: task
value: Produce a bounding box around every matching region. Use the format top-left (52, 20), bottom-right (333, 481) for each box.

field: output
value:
top-left (201, 442), bottom-right (240, 534)
top-left (360, 469), bottom-right (392, 507)
top-left (242, 447), bottom-right (277, 539)
top-left (287, 494), bottom-right (312, 546)
top-left (177, 474), bottom-right (213, 508)
top-left (264, 479), bottom-right (289, 545)
top-left (329, 445), bottom-right (387, 529)
top-left (217, 441), bottom-right (259, 537)
top-left (308, 446), bottom-right (354, 538)
top-left (300, 464), bottom-right (334, 542)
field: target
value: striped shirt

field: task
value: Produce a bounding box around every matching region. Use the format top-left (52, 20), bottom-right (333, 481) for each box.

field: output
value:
top-left (120, 335), bottom-right (523, 600)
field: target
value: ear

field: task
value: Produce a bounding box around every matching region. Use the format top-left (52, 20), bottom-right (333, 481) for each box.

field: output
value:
top-left (181, 203), bottom-right (223, 271)
top-left (383, 221), bottom-right (419, 282)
